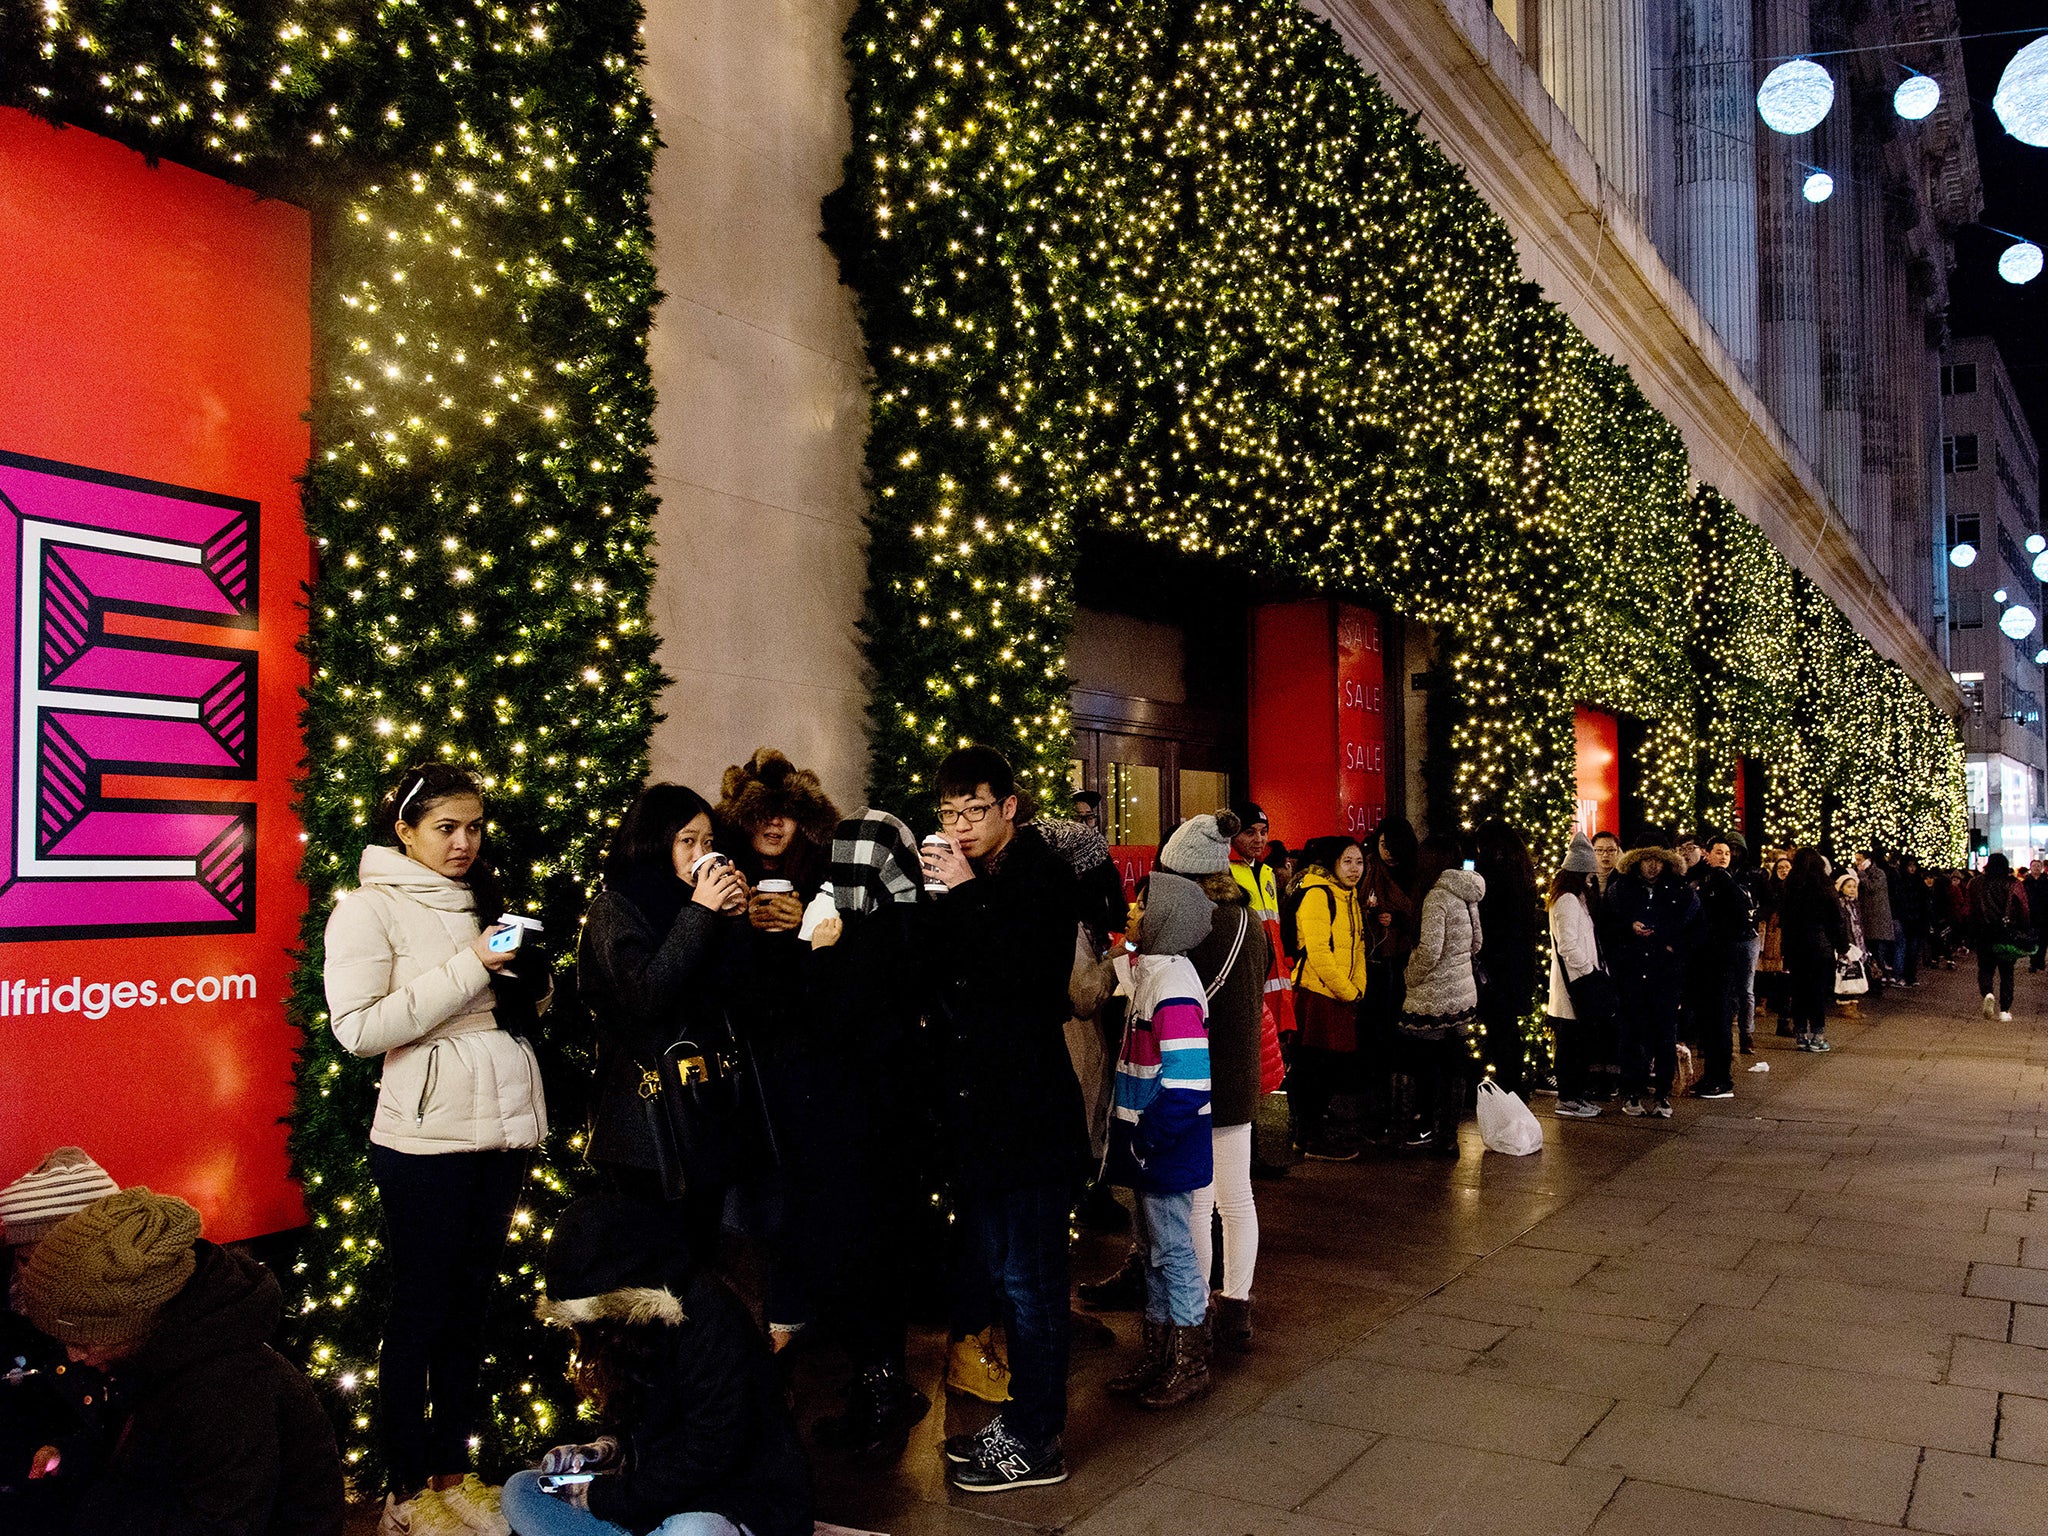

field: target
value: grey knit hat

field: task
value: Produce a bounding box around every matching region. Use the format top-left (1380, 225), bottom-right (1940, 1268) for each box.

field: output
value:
top-left (0, 1148), bottom-right (121, 1247)
top-left (1139, 869), bottom-right (1216, 956)
top-left (1559, 831), bottom-right (1598, 876)
top-left (1159, 811), bottom-right (1241, 878)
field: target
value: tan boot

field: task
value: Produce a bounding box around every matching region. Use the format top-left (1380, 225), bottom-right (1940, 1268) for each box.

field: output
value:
top-left (1105, 1317), bottom-right (1171, 1398)
top-left (1138, 1322), bottom-right (1212, 1409)
top-left (946, 1326), bottom-right (1011, 1403)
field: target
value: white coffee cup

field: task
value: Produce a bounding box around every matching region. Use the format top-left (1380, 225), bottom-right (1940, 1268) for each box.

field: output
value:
top-left (756, 879), bottom-right (795, 897)
top-left (688, 851), bottom-right (733, 882)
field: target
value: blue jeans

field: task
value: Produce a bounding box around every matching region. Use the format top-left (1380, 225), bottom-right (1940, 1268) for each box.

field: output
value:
top-left (958, 1180), bottom-right (1072, 1447)
top-left (1133, 1188), bottom-right (1208, 1326)
top-left (1735, 933), bottom-right (1761, 1043)
top-left (501, 1472), bottom-right (743, 1536)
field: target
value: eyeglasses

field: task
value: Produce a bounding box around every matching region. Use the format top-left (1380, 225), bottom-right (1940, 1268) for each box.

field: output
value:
top-left (936, 801), bottom-right (998, 828)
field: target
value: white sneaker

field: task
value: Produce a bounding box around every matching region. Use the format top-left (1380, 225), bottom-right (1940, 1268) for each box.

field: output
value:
top-left (382, 1492), bottom-right (464, 1536)
top-left (1984, 993), bottom-right (2000, 1020)
top-left (438, 1477), bottom-right (510, 1536)
top-left (2002, 1011), bottom-right (2015, 1023)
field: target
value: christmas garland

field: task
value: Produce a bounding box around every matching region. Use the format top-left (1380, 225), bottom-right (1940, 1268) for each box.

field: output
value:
top-left (827, 0), bottom-right (1966, 864)
top-left (0, 0), bottom-right (661, 1485)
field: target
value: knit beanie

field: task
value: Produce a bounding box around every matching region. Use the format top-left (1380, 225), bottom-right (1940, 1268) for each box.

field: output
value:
top-left (0, 1147), bottom-right (120, 1247)
top-left (1559, 831), bottom-right (1598, 876)
top-left (20, 1188), bottom-right (202, 1348)
top-left (1159, 811), bottom-right (1242, 878)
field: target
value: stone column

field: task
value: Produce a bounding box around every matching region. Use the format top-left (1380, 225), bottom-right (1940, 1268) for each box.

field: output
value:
top-left (1664, 0), bottom-right (1758, 374)
top-left (1538, 0), bottom-right (1652, 226)
top-left (1855, 132), bottom-right (1897, 582)
top-left (1754, 0), bottom-right (1822, 472)
top-left (1813, 84), bottom-right (1864, 555)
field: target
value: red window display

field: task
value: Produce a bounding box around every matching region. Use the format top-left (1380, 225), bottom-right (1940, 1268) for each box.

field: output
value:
top-left (0, 108), bottom-right (312, 1240)
top-left (1574, 706), bottom-right (1620, 838)
top-left (1249, 601), bottom-right (1388, 847)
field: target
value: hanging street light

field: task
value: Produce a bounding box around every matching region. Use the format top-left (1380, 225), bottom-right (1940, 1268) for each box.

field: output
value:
top-left (2002, 604), bottom-right (2039, 641)
top-left (1894, 72), bottom-right (1941, 121)
top-left (1994, 35), bottom-right (2048, 147)
top-left (1996, 589), bottom-right (2010, 605)
top-left (1758, 59), bottom-right (1836, 135)
top-left (2028, 534), bottom-right (2047, 555)
top-left (1952, 543), bottom-right (1980, 568)
top-left (2000, 240), bottom-right (2045, 286)
top-left (1802, 170), bottom-right (1836, 203)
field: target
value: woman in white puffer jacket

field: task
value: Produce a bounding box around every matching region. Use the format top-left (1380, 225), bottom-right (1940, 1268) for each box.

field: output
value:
top-left (324, 761), bottom-right (546, 1533)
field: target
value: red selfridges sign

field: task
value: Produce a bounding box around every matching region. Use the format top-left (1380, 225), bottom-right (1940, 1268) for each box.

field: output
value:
top-left (0, 109), bottom-right (312, 1240)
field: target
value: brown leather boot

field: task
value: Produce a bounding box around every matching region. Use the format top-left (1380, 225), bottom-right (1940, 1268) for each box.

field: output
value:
top-left (1137, 1322), bottom-right (1212, 1408)
top-left (1105, 1317), bottom-right (1170, 1398)
top-left (1215, 1295), bottom-right (1254, 1354)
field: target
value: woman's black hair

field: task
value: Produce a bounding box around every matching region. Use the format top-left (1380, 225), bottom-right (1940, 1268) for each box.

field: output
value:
top-left (1371, 814), bottom-right (1419, 883)
top-left (1548, 868), bottom-right (1595, 906)
top-left (605, 783), bottom-right (716, 883)
top-left (1414, 831), bottom-right (1468, 899)
top-left (1473, 818), bottom-right (1536, 896)
top-left (374, 762), bottom-right (503, 913)
top-left (570, 1318), bottom-right (672, 1426)
top-left (1301, 834), bottom-right (1362, 879)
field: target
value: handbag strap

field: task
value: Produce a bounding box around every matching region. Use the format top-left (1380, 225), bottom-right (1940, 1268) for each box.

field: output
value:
top-left (1208, 909), bottom-right (1250, 1002)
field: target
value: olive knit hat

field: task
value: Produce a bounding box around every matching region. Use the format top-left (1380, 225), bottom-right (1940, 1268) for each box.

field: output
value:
top-left (20, 1188), bottom-right (202, 1348)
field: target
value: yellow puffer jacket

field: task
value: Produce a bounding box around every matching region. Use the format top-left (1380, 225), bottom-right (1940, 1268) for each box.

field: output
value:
top-left (1293, 870), bottom-right (1369, 1003)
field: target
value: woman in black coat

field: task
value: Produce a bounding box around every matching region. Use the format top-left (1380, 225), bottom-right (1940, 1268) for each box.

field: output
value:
top-left (504, 1193), bottom-right (812, 1536)
top-left (1777, 849), bottom-right (1847, 1052)
top-left (1473, 820), bottom-right (1540, 1096)
top-left (576, 783), bottom-right (749, 1261)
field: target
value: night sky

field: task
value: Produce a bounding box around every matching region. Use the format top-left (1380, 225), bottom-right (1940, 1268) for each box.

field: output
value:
top-left (1951, 2), bottom-right (2048, 484)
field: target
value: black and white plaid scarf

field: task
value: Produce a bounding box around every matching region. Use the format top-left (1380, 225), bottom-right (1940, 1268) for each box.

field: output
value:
top-left (828, 809), bottom-right (924, 915)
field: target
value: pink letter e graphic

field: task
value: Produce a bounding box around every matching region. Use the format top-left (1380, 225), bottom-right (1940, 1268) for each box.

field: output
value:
top-left (0, 450), bottom-right (258, 939)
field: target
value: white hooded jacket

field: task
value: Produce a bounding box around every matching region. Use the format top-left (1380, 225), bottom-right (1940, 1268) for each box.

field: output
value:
top-left (324, 844), bottom-right (547, 1154)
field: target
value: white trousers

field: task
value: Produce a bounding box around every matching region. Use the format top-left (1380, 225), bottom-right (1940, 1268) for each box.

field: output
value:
top-left (1188, 1121), bottom-right (1259, 1301)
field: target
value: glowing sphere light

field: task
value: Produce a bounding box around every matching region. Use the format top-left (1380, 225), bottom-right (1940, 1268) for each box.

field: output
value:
top-left (1894, 74), bottom-right (1941, 121)
top-left (2029, 534), bottom-right (2046, 555)
top-left (1996, 589), bottom-right (2010, 605)
top-left (2035, 648), bottom-right (2048, 666)
top-left (2002, 604), bottom-right (2039, 642)
top-left (2000, 241), bottom-right (2044, 286)
top-left (1994, 36), bottom-right (2048, 147)
top-left (1952, 542), bottom-right (1979, 568)
top-left (1758, 59), bottom-right (1836, 135)
top-left (2033, 549), bottom-right (2048, 581)
top-left (1802, 171), bottom-right (1835, 203)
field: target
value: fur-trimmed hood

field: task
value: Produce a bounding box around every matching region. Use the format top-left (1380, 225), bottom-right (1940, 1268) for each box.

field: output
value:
top-left (1618, 846), bottom-right (1682, 877)
top-left (539, 1284), bottom-right (686, 1330)
top-left (717, 748), bottom-right (840, 846)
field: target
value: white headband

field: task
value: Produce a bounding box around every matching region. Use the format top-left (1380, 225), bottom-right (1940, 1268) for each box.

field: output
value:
top-left (396, 775), bottom-right (429, 821)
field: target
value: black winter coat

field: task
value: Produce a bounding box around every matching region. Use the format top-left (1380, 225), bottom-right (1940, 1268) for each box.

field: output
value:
top-left (583, 1273), bottom-right (811, 1536)
top-left (1475, 866), bottom-right (1539, 1023)
top-left (578, 885), bottom-right (738, 1171)
top-left (1608, 868), bottom-right (1699, 986)
top-left (1778, 877), bottom-right (1848, 970)
top-left (73, 1244), bottom-right (340, 1536)
top-left (926, 825), bottom-right (1089, 1190)
top-left (1695, 866), bottom-right (1755, 946)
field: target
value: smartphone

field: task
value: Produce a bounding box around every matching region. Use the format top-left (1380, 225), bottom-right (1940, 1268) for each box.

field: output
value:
top-left (540, 1473), bottom-right (595, 1492)
top-left (488, 914), bottom-right (544, 953)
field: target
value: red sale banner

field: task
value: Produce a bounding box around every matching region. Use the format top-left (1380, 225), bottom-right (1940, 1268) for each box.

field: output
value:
top-left (1336, 606), bottom-right (1386, 840)
top-left (0, 108), bottom-right (312, 1240)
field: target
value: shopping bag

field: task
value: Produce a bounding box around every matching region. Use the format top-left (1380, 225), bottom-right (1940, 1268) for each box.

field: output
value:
top-left (1476, 1079), bottom-right (1544, 1156)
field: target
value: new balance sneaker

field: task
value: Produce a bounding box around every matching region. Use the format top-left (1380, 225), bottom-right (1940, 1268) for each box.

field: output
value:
top-left (1808, 1036), bottom-right (1832, 1053)
top-left (1651, 1097), bottom-right (1674, 1118)
top-left (1985, 992), bottom-right (2001, 1020)
top-left (943, 1414), bottom-right (1007, 1465)
top-left (947, 1418), bottom-right (1069, 1493)
top-left (2002, 1011), bottom-right (2015, 1023)
top-left (1554, 1099), bottom-right (1601, 1119)
top-left (1620, 1097), bottom-right (1647, 1117)
top-left (438, 1477), bottom-right (509, 1536)
top-left (1689, 1081), bottom-right (1735, 1100)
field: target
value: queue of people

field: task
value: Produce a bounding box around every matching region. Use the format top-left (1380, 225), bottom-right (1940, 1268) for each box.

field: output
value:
top-left (3, 740), bottom-right (2031, 1536)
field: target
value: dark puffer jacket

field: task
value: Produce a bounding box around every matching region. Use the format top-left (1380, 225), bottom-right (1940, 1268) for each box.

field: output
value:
top-left (542, 1195), bottom-right (810, 1536)
top-left (74, 1243), bottom-right (341, 1536)
top-left (926, 825), bottom-right (1089, 1190)
top-left (1608, 849), bottom-right (1699, 987)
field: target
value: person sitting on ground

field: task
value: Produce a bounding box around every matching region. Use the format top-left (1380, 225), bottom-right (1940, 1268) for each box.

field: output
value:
top-left (15, 1188), bottom-right (343, 1536)
top-left (1102, 870), bottom-right (1217, 1409)
top-left (505, 1193), bottom-right (811, 1536)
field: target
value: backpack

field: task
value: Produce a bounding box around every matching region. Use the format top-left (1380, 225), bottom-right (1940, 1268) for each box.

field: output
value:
top-left (1279, 883), bottom-right (1336, 963)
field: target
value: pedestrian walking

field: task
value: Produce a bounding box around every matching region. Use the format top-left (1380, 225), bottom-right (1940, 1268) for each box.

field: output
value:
top-left (1972, 853), bottom-right (2031, 1023)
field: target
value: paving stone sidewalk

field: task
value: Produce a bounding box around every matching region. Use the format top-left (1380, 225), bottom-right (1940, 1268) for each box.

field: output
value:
top-left (822, 961), bottom-right (2048, 1535)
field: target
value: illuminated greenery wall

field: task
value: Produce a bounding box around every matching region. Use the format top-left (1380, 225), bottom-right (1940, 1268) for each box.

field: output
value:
top-left (1, 0), bottom-right (660, 1488)
top-left (828, 0), bottom-right (1966, 864)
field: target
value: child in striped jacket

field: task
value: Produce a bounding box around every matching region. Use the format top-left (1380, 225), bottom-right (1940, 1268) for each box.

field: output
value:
top-left (1104, 869), bottom-right (1216, 1409)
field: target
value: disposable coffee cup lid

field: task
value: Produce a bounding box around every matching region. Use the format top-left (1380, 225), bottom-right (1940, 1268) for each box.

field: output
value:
top-left (757, 879), bottom-right (795, 894)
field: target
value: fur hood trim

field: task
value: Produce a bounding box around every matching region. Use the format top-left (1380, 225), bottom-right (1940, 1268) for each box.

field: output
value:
top-left (538, 1285), bottom-right (686, 1329)
top-left (1618, 847), bottom-right (1682, 875)
top-left (717, 748), bottom-right (840, 846)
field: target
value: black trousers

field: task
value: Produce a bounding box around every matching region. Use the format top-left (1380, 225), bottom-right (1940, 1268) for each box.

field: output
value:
top-left (1392, 1030), bottom-right (1468, 1143)
top-left (1785, 952), bottom-right (1833, 1038)
top-left (1617, 976), bottom-right (1680, 1099)
top-left (368, 1144), bottom-right (528, 1495)
top-left (1980, 948), bottom-right (2019, 1011)
top-left (1288, 1045), bottom-right (1359, 1146)
top-left (1548, 1013), bottom-right (1591, 1104)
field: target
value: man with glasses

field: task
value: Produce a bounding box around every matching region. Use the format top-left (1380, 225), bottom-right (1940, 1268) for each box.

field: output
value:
top-left (923, 745), bottom-right (1086, 1493)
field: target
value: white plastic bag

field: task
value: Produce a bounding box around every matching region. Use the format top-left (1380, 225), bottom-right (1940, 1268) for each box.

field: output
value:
top-left (1476, 1079), bottom-right (1544, 1156)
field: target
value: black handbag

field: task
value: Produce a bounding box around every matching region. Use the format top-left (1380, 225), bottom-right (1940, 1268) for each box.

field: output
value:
top-left (1564, 965), bottom-right (1619, 1025)
top-left (634, 1022), bottom-right (755, 1198)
